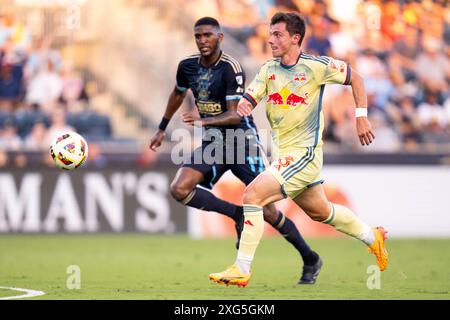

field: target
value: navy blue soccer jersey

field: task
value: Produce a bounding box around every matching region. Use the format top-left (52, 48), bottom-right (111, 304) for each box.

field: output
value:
top-left (175, 51), bottom-right (257, 135)
top-left (177, 52), bottom-right (265, 189)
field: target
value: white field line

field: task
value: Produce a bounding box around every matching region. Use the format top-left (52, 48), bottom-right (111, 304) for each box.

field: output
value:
top-left (0, 286), bottom-right (46, 300)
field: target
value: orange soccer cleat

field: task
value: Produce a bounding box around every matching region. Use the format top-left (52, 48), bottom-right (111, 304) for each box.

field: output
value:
top-left (209, 264), bottom-right (251, 288)
top-left (368, 226), bottom-right (389, 271)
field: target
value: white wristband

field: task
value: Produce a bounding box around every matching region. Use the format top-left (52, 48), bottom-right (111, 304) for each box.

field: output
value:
top-left (355, 108), bottom-right (368, 118)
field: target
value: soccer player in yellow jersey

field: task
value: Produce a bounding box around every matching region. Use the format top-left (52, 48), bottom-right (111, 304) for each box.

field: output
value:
top-left (209, 12), bottom-right (388, 287)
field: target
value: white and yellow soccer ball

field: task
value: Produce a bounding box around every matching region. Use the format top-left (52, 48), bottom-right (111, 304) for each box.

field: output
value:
top-left (49, 131), bottom-right (88, 170)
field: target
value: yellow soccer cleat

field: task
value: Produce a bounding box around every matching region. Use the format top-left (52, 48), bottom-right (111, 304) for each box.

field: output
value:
top-left (209, 264), bottom-right (251, 288)
top-left (368, 226), bottom-right (389, 271)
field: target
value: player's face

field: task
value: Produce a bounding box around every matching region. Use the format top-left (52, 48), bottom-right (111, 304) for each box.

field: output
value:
top-left (269, 22), bottom-right (300, 57)
top-left (194, 25), bottom-right (223, 57)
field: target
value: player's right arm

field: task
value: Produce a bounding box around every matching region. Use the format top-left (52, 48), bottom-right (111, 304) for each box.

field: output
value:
top-left (149, 88), bottom-right (187, 151)
top-left (237, 97), bottom-right (254, 117)
top-left (149, 60), bottom-right (189, 151)
top-left (237, 62), bottom-right (269, 117)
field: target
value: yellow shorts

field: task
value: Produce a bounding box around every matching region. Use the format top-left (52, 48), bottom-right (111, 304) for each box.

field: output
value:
top-left (267, 147), bottom-right (323, 199)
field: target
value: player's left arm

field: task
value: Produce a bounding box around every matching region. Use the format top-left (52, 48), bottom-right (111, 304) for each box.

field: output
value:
top-left (321, 57), bottom-right (375, 146)
top-left (194, 100), bottom-right (242, 127)
top-left (182, 100), bottom-right (241, 126)
top-left (348, 68), bottom-right (375, 146)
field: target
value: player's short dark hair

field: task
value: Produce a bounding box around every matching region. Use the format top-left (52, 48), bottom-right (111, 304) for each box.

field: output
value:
top-left (270, 12), bottom-right (306, 46)
top-left (194, 17), bottom-right (221, 29)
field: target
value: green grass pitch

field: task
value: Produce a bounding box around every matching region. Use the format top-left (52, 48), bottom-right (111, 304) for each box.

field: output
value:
top-left (0, 235), bottom-right (449, 299)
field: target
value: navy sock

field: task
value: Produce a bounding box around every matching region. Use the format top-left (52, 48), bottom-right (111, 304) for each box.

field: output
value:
top-left (272, 211), bottom-right (318, 265)
top-left (183, 187), bottom-right (241, 222)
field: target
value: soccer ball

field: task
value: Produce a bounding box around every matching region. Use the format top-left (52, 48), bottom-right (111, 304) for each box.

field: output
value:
top-left (49, 132), bottom-right (88, 170)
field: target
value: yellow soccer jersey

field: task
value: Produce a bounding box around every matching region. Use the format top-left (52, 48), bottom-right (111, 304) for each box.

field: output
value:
top-left (243, 52), bottom-right (351, 153)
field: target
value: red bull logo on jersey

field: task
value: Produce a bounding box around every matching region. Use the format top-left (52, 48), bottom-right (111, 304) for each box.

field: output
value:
top-left (267, 92), bottom-right (284, 105)
top-left (267, 88), bottom-right (308, 109)
top-left (294, 72), bottom-right (307, 83)
top-left (286, 92), bottom-right (308, 106)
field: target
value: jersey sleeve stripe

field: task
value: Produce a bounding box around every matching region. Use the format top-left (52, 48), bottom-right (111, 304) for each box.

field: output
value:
top-left (175, 84), bottom-right (188, 92)
top-left (223, 54), bottom-right (242, 70)
top-left (243, 93), bottom-right (258, 108)
top-left (221, 57), bottom-right (238, 73)
top-left (344, 64), bottom-right (351, 85)
top-left (180, 54), bottom-right (200, 62)
top-left (300, 53), bottom-right (329, 64)
top-left (318, 56), bottom-right (330, 63)
top-left (224, 58), bottom-right (243, 74)
top-left (300, 55), bottom-right (328, 65)
top-left (226, 95), bottom-right (242, 100)
top-left (222, 55), bottom-right (243, 73)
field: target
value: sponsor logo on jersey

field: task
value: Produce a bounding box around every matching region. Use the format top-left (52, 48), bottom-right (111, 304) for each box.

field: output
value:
top-left (197, 101), bottom-right (223, 115)
top-left (294, 72), bottom-right (307, 83)
top-left (286, 92), bottom-right (308, 107)
top-left (267, 88), bottom-right (308, 109)
top-left (267, 92), bottom-right (284, 105)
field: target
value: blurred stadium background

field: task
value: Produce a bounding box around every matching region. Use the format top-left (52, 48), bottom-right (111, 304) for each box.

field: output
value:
top-left (0, 0), bottom-right (449, 299)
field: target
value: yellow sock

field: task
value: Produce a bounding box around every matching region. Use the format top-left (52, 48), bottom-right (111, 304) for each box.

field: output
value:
top-left (236, 204), bottom-right (264, 274)
top-left (322, 203), bottom-right (375, 246)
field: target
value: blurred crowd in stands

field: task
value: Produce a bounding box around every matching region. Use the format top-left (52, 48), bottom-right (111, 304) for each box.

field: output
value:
top-left (0, 12), bottom-right (112, 157)
top-left (188, 0), bottom-right (450, 152)
top-left (1, 0), bottom-right (450, 170)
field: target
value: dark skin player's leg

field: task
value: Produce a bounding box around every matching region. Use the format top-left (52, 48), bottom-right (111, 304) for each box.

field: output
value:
top-left (170, 166), bottom-right (278, 225)
top-left (262, 204), bottom-right (279, 225)
top-left (169, 166), bottom-right (240, 222)
top-left (170, 167), bottom-right (204, 201)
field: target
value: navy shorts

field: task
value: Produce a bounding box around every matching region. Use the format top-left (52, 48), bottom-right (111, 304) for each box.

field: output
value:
top-left (182, 134), bottom-right (265, 189)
